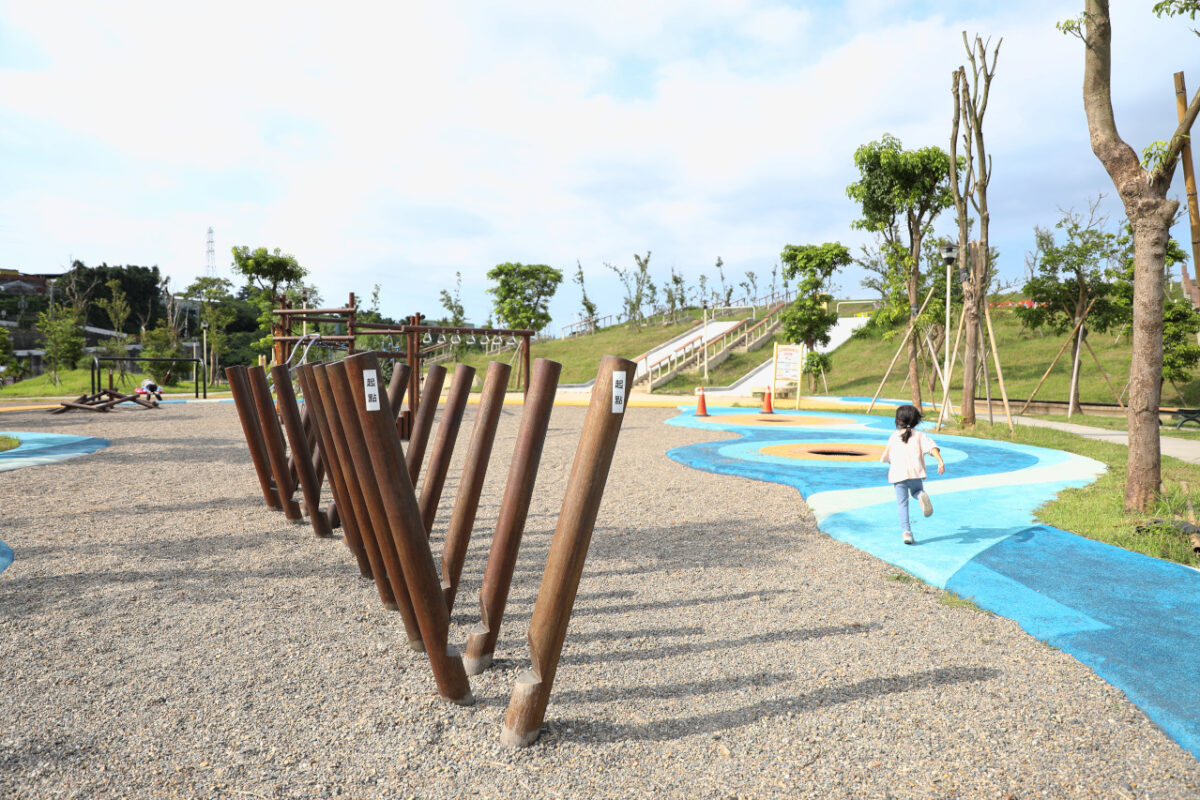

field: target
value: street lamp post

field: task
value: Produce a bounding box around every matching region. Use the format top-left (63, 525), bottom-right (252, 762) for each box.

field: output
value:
top-left (201, 321), bottom-right (209, 387)
top-left (940, 243), bottom-right (958, 398)
top-left (701, 300), bottom-right (709, 382)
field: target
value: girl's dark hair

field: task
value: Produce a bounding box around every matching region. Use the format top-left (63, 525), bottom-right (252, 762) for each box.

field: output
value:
top-left (895, 404), bottom-right (922, 443)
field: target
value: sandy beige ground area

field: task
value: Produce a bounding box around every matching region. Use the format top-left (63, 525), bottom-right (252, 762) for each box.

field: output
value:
top-left (1, 400), bottom-right (1198, 799)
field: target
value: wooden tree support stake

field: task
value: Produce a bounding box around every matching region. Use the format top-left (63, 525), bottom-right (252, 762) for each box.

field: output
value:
top-left (1017, 297), bottom-right (1096, 416)
top-left (500, 355), bottom-right (635, 747)
top-left (867, 285), bottom-right (936, 414)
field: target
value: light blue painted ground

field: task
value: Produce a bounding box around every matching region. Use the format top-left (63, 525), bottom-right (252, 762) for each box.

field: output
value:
top-left (0, 431), bottom-right (110, 575)
top-left (665, 404), bottom-right (1200, 760)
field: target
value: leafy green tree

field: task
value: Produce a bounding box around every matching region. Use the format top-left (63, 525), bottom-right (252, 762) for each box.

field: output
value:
top-left (36, 305), bottom-right (85, 384)
top-left (847, 134), bottom-right (954, 407)
top-left (802, 352), bottom-right (832, 393)
top-left (486, 262), bottom-right (563, 332)
top-left (439, 273), bottom-right (468, 357)
top-left (0, 326), bottom-right (15, 380)
top-left (1016, 204), bottom-right (1125, 413)
top-left (1162, 298), bottom-right (1200, 399)
top-left (57, 261), bottom-right (165, 333)
top-left (780, 243), bottom-right (849, 390)
top-left (230, 246), bottom-right (307, 356)
top-left (140, 323), bottom-right (184, 385)
top-left (714, 257), bottom-right (731, 306)
top-left (185, 275), bottom-right (238, 384)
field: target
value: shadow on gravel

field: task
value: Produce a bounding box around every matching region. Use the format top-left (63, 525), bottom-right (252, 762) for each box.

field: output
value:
top-left (550, 666), bottom-right (1001, 743)
top-left (561, 623), bottom-right (880, 667)
top-left (553, 670), bottom-right (794, 705)
top-left (0, 562), bottom-right (360, 616)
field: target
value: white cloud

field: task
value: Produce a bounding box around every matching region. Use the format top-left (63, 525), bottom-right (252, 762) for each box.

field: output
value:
top-left (0, 1), bottom-right (1196, 326)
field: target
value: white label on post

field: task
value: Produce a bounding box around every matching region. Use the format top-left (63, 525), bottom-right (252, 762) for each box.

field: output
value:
top-left (611, 370), bottom-right (627, 413)
top-left (363, 369), bottom-right (381, 411)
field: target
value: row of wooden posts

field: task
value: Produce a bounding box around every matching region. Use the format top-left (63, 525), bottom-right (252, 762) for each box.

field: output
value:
top-left (225, 352), bottom-right (635, 747)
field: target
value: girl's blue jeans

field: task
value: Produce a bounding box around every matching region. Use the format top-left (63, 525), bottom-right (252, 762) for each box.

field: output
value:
top-left (893, 478), bottom-right (925, 532)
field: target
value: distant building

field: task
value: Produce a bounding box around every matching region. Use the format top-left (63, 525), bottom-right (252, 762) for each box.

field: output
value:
top-left (0, 270), bottom-right (61, 296)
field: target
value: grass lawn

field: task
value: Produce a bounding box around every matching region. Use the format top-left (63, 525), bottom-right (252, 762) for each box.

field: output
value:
top-left (0, 435), bottom-right (17, 453)
top-left (0, 368), bottom-right (211, 399)
top-left (939, 418), bottom-right (1200, 568)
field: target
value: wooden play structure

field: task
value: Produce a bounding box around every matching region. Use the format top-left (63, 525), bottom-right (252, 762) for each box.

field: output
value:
top-left (270, 294), bottom-right (533, 438)
top-left (226, 349), bottom-right (634, 746)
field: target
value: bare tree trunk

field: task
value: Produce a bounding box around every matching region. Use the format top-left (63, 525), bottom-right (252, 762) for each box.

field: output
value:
top-left (907, 233), bottom-right (923, 409)
top-left (1126, 221), bottom-right (1168, 510)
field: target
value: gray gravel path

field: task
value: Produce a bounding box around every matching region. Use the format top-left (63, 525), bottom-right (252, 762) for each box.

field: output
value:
top-left (1, 401), bottom-right (1198, 799)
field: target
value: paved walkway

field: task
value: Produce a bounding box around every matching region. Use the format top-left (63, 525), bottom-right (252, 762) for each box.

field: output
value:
top-left (1012, 414), bottom-right (1200, 464)
top-left (664, 405), bottom-right (1200, 761)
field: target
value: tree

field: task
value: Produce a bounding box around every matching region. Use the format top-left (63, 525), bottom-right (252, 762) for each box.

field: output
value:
top-left (950, 33), bottom-right (1001, 425)
top-left (714, 257), bottom-right (732, 306)
top-left (780, 243), bottom-right (849, 390)
top-left (58, 262), bottom-right (165, 333)
top-left (1061, 1), bottom-right (1200, 510)
top-left (1016, 204), bottom-right (1124, 413)
top-left (608, 253), bottom-right (654, 329)
top-left (140, 323), bottom-right (183, 385)
top-left (572, 261), bottom-right (598, 327)
top-left (486, 262), bottom-right (563, 332)
top-left (847, 134), bottom-right (954, 408)
top-left (230, 246), bottom-right (307, 358)
top-left (0, 326), bottom-right (15, 380)
top-left (35, 304), bottom-right (84, 384)
top-left (185, 275), bottom-right (237, 385)
top-left (1162, 298), bottom-right (1200, 398)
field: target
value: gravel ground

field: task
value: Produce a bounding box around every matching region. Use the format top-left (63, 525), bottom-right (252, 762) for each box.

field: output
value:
top-left (1, 400), bottom-right (1198, 799)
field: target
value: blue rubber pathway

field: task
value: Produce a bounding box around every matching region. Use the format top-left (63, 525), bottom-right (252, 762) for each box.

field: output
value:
top-left (0, 431), bottom-right (110, 575)
top-left (665, 405), bottom-right (1200, 760)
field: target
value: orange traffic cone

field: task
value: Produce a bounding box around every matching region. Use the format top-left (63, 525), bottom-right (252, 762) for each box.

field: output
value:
top-left (761, 385), bottom-right (774, 414)
top-left (695, 386), bottom-right (709, 417)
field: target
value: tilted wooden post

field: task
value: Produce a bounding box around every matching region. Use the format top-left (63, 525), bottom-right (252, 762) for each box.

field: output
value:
top-left (387, 362), bottom-right (412, 438)
top-left (271, 365), bottom-right (332, 537)
top-left (406, 364), bottom-right (447, 485)
top-left (419, 364), bottom-right (476, 535)
top-left (463, 358), bottom-right (561, 675)
top-left (296, 366), bottom-right (369, 575)
top-left (246, 366), bottom-right (303, 520)
top-left (441, 361), bottom-right (511, 612)
top-left (324, 362), bottom-right (425, 651)
top-left (309, 364), bottom-right (399, 608)
top-left (343, 352), bottom-right (473, 704)
top-left (501, 355), bottom-right (634, 746)
top-left (225, 366), bottom-right (280, 509)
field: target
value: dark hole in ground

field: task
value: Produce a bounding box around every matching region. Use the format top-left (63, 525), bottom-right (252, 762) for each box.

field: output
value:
top-left (809, 449), bottom-right (867, 457)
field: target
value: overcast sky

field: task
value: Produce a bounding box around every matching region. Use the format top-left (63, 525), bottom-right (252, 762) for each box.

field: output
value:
top-left (1, 1), bottom-right (1197, 331)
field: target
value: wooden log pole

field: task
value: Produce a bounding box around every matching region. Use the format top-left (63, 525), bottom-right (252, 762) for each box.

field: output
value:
top-left (225, 366), bottom-right (281, 509)
top-left (935, 305), bottom-right (969, 430)
top-left (387, 362), bottom-right (412, 438)
top-left (297, 366), bottom-right (367, 573)
top-left (463, 359), bottom-right (566, 671)
top-left (271, 365), bottom-right (333, 537)
top-left (500, 355), bottom-right (635, 747)
top-left (982, 303), bottom-right (1015, 433)
top-left (406, 364), bottom-right (447, 485)
top-left (310, 364), bottom-right (399, 606)
top-left (463, 358), bottom-right (562, 675)
top-left (442, 361), bottom-right (511, 612)
top-left (246, 366), bottom-right (303, 520)
top-left (418, 364), bottom-right (477, 535)
top-left (324, 361), bottom-right (425, 650)
top-left (343, 352), bottom-right (473, 704)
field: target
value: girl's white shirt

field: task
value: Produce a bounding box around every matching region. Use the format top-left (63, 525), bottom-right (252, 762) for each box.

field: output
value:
top-left (880, 429), bottom-right (937, 483)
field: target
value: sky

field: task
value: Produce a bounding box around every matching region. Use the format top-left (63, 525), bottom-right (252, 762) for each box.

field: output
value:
top-left (1, 1), bottom-right (1197, 333)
